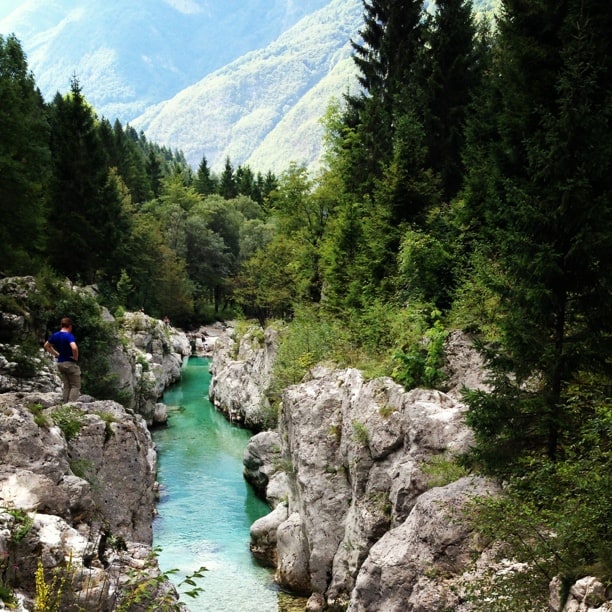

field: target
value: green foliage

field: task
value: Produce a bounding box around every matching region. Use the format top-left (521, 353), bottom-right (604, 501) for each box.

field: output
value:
top-left (115, 547), bottom-right (207, 611)
top-left (68, 458), bottom-right (94, 481)
top-left (28, 403), bottom-right (49, 428)
top-left (397, 227), bottom-right (455, 309)
top-left (448, 245), bottom-right (503, 341)
top-left (2, 340), bottom-right (40, 379)
top-left (351, 420), bottom-right (369, 446)
top-left (1, 6), bottom-right (611, 606)
top-left (0, 582), bottom-right (15, 606)
top-left (421, 454), bottom-right (468, 489)
top-left (461, 0), bottom-right (612, 471)
top-left (92, 410), bottom-right (117, 442)
top-left (392, 310), bottom-right (448, 390)
top-left (463, 394), bottom-right (612, 609)
top-left (271, 308), bottom-right (341, 392)
top-left (33, 271), bottom-right (129, 404)
top-left (0, 34), bottom-right (50, 276)
top-left (6, 508), bottom-right (34, 543)
top-left (50, 405), bottom-right (85, 441)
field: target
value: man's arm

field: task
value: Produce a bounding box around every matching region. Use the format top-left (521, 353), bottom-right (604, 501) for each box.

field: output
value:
top-left (70, 341), bottom-right (79, 361)
top-left (44, 340), bottom-right (59, 358)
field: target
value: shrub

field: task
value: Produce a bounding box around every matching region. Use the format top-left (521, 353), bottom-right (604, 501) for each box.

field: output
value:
top-left (392, 310), bottom-right (448, 389)
top-left (28, 402), bottom-right (49, 427)
top-left (421, 454), bottom-right (468, 488)
top-left (50, 405), bottom-right (85, 441)
top-left (352, 420), bottom-right (369, 446)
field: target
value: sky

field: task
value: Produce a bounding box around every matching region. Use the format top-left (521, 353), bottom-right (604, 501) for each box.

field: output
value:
top-left (0, 1), bottom-right (21, 20)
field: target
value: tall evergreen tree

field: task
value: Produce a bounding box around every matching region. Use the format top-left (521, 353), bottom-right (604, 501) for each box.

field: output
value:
top-left (420, 0), bottom-right (480, 200)
top-left (235, 165), bottom-right (256, 199)
top-left (145, 149), bottom-right (163, 199)
top-left (219, 156), bottom-right (237, 199)
top-left (0, 34), bottom-right (50, 273)
top-left (345, 0), bottom-right (425, 194)
top-left (110, 120), bottom-right (152, 204)
top-left (47, 78), bottom-right (128, 283)
top-left (194, 154), bottom-right (217, 196)
top-left (463, 0), bottom-right (612, 471)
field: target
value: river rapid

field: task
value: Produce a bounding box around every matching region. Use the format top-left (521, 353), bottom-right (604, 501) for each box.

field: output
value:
top-left (152, 356), bottom-right (278, 611)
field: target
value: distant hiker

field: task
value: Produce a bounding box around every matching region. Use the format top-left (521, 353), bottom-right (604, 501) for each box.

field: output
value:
top-left (44, 317), bottom-right (81, 402)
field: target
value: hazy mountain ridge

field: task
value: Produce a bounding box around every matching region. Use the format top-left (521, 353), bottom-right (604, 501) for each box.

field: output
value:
top-left (0, 0), bottom-right (332, 121)
top-left (2, 0), bottom-right (500, 175)
top-left (131, 0), bottom-right (363, 173)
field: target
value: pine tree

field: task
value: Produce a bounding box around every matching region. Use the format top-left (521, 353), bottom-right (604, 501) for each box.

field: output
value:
top-left (345, 0), bottom-right (425, 195)
top-left (463, 0), bottom-right (612, 471)
top-left (145, 149), bottom-right (163, 198)
top-left (420, 0), bottom-right (481, 201)
top-left (47, 77), bottom-right (129, 283)
top-left (194, 154), bottom-right (217, 196)
top-left (219, 157), bottom-right (237, 199)
top-left (0, 34), bottom-right (50, 273)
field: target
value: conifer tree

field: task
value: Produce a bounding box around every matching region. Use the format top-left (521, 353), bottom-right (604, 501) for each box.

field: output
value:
top-left (47, 77), bottom-right (129, 283)
top-left (0, 34), bottom-right (50, 273)
top-left (194, 154), bottom-right (217, 196)
top-left (346, 0), bottom-right (425, 195)
top-left (463, 0), bottom-right (612, 471)
top-left (146, 149), bottom-right (163, 198)
top-left (219, 156), bottom-right (237, 199)
top-left (420, 0), bottom-right (480, 200)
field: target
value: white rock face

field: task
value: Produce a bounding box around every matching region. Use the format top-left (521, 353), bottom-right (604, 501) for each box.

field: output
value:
top-left (348, 476), bottom-right (499, 612)
top-left (0, 282), bottom-right (192, 609)
top-left (275, 366), bottom-right (481, 605)
top-left (0, 392), bottom-right (172, 609)
top-left (209, 325), bottom-right (280, 429)
top-left (114, 311), bottom-right (192, 424)
top-left (211, 325), bottom-right (612, 611)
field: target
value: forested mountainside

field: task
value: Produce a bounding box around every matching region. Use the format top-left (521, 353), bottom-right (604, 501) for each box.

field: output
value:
top-left (1, 0), bottom-right (499, 172)
top-left (1, 0), bottom-right (611, 609)
top-left (0, 0), bottom-right (332, 122)
top-left (131, 0), bottom-right (364, 173)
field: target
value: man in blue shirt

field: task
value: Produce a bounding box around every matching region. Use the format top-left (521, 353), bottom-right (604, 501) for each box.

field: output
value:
top-left (44, 317), bottom-right (81, 402)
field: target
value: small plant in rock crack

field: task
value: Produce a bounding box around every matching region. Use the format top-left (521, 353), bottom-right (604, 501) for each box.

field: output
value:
top-left (50, 405), bottom-right (85, 441)
top-left (6, 507), bottom-right (34, 543)
top-left (115, 547), bottom-right (207, 611)
top-left (28, 402), bottom-right (50, 427)
top-left (352, 420), bottom-right (369, 446)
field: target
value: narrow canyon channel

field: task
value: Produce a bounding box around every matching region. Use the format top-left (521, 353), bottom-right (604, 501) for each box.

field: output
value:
top-left (152, 356), bottom-right (278, 611)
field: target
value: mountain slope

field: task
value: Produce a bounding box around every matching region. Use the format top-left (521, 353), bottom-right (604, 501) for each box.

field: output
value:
top-left (0, 0), bottom-right (332, 121)
top-left (2, 0), bottom-right (500, 176)
top-left (131, 0), bottom-right (362, 173)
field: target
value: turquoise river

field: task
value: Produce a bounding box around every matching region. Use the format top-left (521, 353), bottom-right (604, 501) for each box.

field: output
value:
top-left (152, 356), bottom-right (278, 611)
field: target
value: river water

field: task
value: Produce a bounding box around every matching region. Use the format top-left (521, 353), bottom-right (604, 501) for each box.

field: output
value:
top-left (152, 356), bottom-right (278, 611)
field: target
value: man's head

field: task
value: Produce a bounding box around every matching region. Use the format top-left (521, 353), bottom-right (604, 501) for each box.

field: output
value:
top-left (60, 317), bottom-right (74, 329)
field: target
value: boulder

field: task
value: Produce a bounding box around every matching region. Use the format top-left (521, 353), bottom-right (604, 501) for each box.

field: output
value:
top-left (250, 502), bottom-right (289, 568)
top-left (348, 477), bottom-right (499, 612)
top-left (208, 324), bottom-right (280, 430)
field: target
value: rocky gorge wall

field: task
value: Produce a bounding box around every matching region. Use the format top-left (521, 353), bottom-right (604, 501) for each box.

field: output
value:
top-left (210, 325), bottom-right (612, 612)
top-left (0, 276), bottom-right (192, 610)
